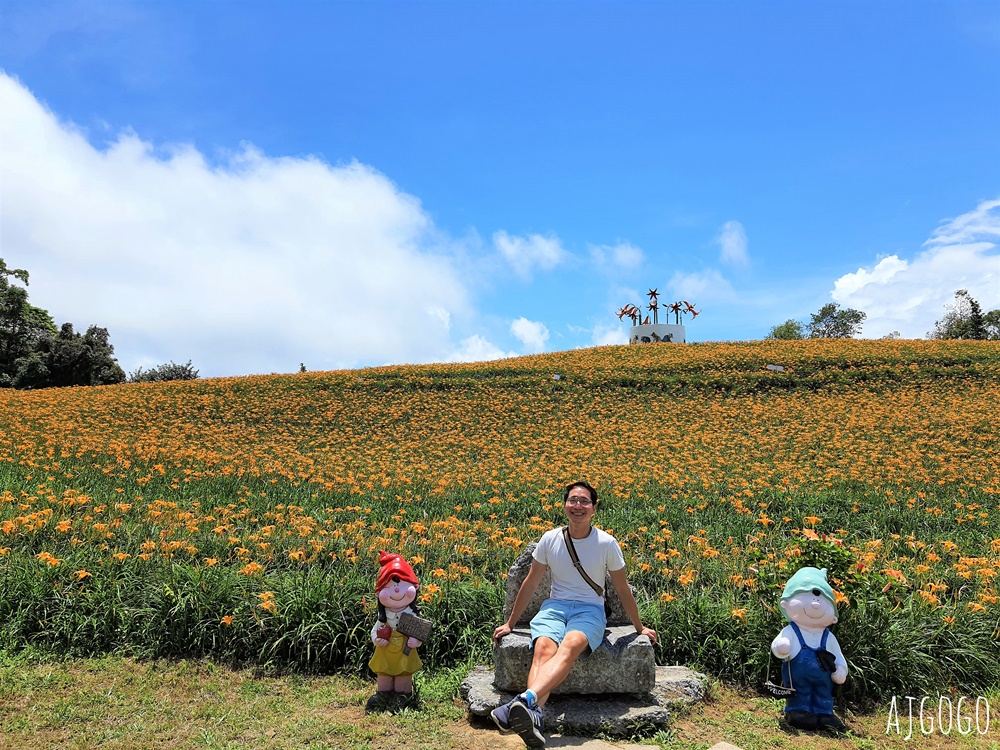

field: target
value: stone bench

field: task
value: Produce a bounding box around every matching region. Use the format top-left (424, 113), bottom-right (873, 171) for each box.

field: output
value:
top-left (461, 541), bottom-right (707, 737)
top-left (493, 542), bottom-right (655, 695)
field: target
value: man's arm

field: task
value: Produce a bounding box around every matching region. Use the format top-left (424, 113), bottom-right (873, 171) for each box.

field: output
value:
top-left (493, 560), bottom-right (548, 641)
top-left (608, 567), bottom-right (658, 644)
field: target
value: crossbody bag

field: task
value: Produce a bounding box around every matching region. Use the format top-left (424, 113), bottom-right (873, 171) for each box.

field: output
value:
top-left (561, 526), bottom-right (604, 598)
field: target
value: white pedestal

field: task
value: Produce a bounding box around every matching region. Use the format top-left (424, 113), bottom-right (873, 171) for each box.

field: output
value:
top-left (629, 323), bottom-right (685, 344)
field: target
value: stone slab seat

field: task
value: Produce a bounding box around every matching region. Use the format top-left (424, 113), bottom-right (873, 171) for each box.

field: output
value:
top-left (461, 664), bottom-right (708, 738)
top-left (493, 541), bottom-right (656, 695)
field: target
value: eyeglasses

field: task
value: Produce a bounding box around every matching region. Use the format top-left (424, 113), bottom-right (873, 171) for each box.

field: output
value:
top-left (565, 497), bottom-right (594, 506)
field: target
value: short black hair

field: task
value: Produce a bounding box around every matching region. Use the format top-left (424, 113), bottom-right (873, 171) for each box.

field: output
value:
top-left (563, 481), bottom-right (599, 508)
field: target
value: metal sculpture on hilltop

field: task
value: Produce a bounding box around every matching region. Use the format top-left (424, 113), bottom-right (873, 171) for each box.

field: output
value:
top-left (616, 296), bottom-right (699, 326)
top-left (616, 290), bottom-right (699, 344)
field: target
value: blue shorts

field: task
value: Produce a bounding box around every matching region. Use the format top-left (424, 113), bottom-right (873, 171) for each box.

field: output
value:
top-left (529, 599), bottom-right (607, 652)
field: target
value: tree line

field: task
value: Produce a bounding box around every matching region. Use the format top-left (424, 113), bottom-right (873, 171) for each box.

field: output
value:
top-left (767, 291), bottom-right (1000, 341)
top-left (1, 258), bottom-right (197, 389)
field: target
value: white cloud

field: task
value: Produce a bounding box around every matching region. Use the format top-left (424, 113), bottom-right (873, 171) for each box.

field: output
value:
top-left (925, 198), bottom-right (1000, 247)
top-left (590, 241), bottom-right (644, 271)
top-left (444, 334), bottom-right (514, 363)
top-left (510, 317), bottom-right (549, 353)
top-left (590, 322), bottom-right (628, 346)
top-left (668, 269), bottom-right (736, 302)
top-left (717, 220), bottom-right (749, 267)
top-left (832, 198), bottom-right (1000, 337)
top-left (493, 230), bottom-right (567, 279)
top-left (0, 73), bottom-right (474, 376)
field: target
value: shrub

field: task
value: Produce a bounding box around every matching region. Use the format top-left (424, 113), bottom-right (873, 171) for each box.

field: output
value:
top-left (129, 360), bottom-right (199, 383)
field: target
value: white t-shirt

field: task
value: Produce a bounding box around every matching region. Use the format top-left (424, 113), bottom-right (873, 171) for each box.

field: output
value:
top-left (533, 526), bottom-right (626, 608)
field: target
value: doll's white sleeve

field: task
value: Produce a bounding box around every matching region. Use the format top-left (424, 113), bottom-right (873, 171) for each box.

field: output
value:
top-left (827, 632), bottom-right (847, 667)
top-left (771, 624), bottom-right (797, 660)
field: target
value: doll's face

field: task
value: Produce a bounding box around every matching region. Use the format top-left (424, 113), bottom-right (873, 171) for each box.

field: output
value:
top-left (378, 576), bottom-right (417, 611)
top-left (780, 589), bottom-right (838, 628)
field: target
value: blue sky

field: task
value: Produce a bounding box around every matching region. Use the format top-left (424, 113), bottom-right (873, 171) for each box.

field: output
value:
top-left (1, 1), bottom-right (999, 377)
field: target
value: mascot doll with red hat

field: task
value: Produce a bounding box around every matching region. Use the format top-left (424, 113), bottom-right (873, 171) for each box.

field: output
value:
top-left (367, 551), bottom-right (424, 710)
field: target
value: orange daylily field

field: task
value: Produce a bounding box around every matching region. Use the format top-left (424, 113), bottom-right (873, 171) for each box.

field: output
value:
top-left (1, 339), bottom-right (999, 704)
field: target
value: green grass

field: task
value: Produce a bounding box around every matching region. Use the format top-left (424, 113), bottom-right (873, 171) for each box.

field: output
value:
top-left (3, 655), bottom-right (1000, 749)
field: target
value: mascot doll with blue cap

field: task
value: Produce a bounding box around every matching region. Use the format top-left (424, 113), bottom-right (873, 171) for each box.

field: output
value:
top-left (770, 567), bottom-right (849, 733)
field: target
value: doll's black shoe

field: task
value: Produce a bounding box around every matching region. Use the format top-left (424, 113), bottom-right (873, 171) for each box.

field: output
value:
top-left (817, 713), bottom-right (848, 734)
top-left (785, 710), bottom-right (819, 730)
top-left (365, 691), bottom-right (395, 712)
top-left (393, 691), bottom-right (418, 710)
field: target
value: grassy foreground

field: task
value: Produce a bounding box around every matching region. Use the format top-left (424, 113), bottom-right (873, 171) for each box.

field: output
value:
top-left (2, 339), bottom-right (1000, 706)
top-left (1, 655), bottom-right (997, 750)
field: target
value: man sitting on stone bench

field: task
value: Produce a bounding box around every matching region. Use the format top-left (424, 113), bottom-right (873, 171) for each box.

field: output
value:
top-left (491, 481), bottom-right (658, 748)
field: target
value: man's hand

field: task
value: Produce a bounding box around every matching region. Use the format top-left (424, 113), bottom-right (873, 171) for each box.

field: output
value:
top-left (493, 623), bottom-right (512, 642)
top-left (639, 626), bottom-right (657, 644)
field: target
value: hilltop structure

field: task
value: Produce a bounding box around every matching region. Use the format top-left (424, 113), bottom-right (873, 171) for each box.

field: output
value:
top-left (616, 290), bottom-right (699, 344)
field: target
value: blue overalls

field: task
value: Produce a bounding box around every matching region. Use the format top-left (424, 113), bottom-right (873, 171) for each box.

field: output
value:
top-left (780, 622), bottom-right (835, 716)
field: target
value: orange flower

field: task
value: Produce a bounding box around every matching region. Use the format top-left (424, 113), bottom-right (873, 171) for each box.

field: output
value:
top-left (36, 551), bottom-right (62, 567)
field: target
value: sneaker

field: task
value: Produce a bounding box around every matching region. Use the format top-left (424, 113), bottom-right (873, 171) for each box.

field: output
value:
top-left (508, 699), bottom-right (545, 748)
top-left (490, 698), bottom-right (516, 734)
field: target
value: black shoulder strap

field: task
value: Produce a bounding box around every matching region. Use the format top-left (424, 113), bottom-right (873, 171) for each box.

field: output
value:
top-left (562, 526), bottom-right (604, 597)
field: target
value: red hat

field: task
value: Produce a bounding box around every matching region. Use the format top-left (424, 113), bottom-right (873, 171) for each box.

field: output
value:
top-left (376, 551), bottom-right (419, 591)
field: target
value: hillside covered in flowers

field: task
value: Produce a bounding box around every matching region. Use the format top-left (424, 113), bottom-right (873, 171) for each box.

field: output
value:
top-left (2, 339), bottom-right (998, 703)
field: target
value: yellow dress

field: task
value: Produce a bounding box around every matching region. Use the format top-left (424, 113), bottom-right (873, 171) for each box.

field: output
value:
top-left (368, 611), bottom-right (423, 677)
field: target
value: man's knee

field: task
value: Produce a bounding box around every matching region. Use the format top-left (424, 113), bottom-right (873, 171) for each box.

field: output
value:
top-left (532, 636), bottom-right (559, 661)
top-left (559, 630), bottom-right (590, 657)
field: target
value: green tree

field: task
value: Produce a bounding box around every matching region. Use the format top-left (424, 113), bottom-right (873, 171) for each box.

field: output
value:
top-left (2, 257), bottom-right (127, 389)
top-left (985, 309), bottom-right (1000, 340)
top-left (807, 303), bottom-right (866, 339)
top-left (20, 323), bottom-right (126, 388)
top-left (0, 259), bottom-right (56, 385)
top-left (929, 289), bottom-right (993, 340)
top-left (766, 319), bottom-right (806, 340)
